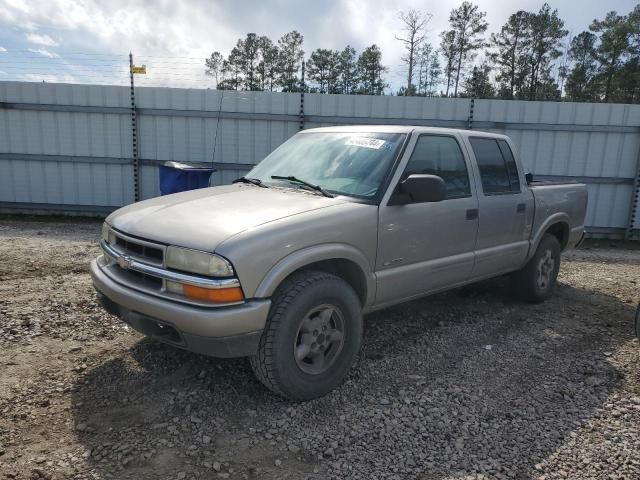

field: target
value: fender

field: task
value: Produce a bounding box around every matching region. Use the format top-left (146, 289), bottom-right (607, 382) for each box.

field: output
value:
top-left (527, 212), bottom-right (570, 262)
top-left (253, 243), bottom-right (377, 309)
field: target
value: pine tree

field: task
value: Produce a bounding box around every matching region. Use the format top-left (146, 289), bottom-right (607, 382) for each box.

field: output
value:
top-left (225, 47), bottom-right (244, 90)
top-left (307, 49), bottom-right (340, 93)
top-left (447, 1), bottom-right (488, 97)
top-left (357, 45), bottom-right (387, 95)
top-left (440, 30), bottom-right (458, 97)
top-left (590, 10), bottom-right (633, 102)
top-left (489, 11), bottom-right (529, 99)
top-left (256, 36), bottom-right (279, 91)
top-left (523, 3), bottom-right (568, 100)
top-left (337, 46), bottom-right (358, 94)
top-left (396, 9), bottom-right (431, 95)
top-left (462, 63), bottom-right (494, 98)
top-left (326, 51), bottom-right (341, 94)
top-left (277, 31), bottom-right (304, 92)
top-left (425, 53), bottom-right (442, 96)
top-left (204, 51), bottom-right (223, 87)
top-left (240, 33), bottom-right (260, 90)
top-left (565, 32), bottom-right (598, 101)
top-left (415, 43), bottom-right (440, 96)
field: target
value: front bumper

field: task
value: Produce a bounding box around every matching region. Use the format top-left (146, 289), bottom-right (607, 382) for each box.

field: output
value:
top-left (90, 259), bottom-right (270, 358)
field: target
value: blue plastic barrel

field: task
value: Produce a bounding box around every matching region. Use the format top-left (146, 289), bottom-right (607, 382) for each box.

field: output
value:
top-left (159, 162), bottom-right (214, 196)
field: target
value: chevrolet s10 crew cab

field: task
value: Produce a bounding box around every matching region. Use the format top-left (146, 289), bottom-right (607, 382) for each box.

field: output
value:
top-left (91, 126), bottom-right (587, 401)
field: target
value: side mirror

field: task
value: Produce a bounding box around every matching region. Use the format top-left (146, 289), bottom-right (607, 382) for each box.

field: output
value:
top-left (399, 174), bottom-right (447, 203)
top-left (525, 172), bottom-right (533, 184)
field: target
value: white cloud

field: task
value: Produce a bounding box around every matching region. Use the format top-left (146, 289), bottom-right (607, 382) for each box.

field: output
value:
top-left (27, 48), bottom-right (59, 58)
top-left (20, 72), bottom-right (78, 83)
top-left (25, 32), bottom-right (58, 46)
top-left (0, 0), bottom-right (238, 57)
top-left (0, 46), bottom-right (7, 52)
top-left (0, 0), bottom-right (635, 90)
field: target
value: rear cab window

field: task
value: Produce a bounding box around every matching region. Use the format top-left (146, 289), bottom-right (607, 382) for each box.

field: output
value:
top-left (497, 140), bottom-right (520, 192)
top-left (469, 137), bottom-right (521, 195)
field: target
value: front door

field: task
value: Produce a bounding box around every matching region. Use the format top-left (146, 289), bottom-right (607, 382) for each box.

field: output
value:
top-left (375, 133), bottom-right (479, 308)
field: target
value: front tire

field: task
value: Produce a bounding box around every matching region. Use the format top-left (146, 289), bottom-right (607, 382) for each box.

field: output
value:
top-left (250, 270), bottom-right (362, 401)
top-left (512, 234), bottom-right (561, 303)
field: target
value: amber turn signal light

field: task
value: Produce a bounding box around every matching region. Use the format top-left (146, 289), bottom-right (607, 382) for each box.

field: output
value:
top-left (183, 284), bottom-right (244, 303)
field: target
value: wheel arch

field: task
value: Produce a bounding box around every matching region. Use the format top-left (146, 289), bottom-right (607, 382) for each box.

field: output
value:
top-left (253, 244), bottom-right (375, 309)
top-left (529, 213), bottom-right (570, 261)
top-left (545, 222), bottom-right (570, 250)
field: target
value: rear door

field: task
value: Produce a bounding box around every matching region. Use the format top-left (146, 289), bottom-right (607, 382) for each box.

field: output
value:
top-left (375, 133), bottom-right (479, 307)
top-left (466, 137), bottom-right (533, 279)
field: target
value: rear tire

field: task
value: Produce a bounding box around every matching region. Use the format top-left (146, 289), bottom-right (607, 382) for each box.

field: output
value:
top-left (512, 234), bottom-right (561, 303)
top-left (250, 270), bottom-right (362, 401)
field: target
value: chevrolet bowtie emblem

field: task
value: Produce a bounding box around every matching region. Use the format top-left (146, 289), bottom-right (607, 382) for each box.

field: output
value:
top-left (117, 255), bottom-right (132, 269)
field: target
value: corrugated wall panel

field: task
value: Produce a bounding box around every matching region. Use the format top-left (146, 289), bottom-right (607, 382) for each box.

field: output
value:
top-left (1, 81), bottom-right (639, 236)
top-left (0, 82), bottom-right (134, 208)
top-left (210, 168), bottom-right (252, 187)
top-left (474, 101), bottom-right (640, 167)
top-left (474, 99), bottom-right (640, 232)
top-left (586, 183), bottom-right (632, 229)
top-left (139, 164), bottom-right (160, 200)
top-left (0, 81), bottom-right (130, 107)
top-left (135, 89), bottom-right (300, 187)
top-left (303, 93), bottom-right (470, 123)
top-left (0, 159), bottom-right (133, 207)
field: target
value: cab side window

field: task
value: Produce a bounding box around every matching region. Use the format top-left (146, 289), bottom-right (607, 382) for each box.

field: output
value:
top-left (469, 137), bottom-right (520, 195)
top-left (497, 140), bottom-right (520, 192)
top-left (404, 135), bottom-right (471, 199)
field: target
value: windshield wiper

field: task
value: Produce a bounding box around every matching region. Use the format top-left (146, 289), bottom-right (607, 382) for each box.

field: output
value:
top-left (232, 176), bottom-right (269, 188)
top-left (270, 175), bottom-right (334, 198)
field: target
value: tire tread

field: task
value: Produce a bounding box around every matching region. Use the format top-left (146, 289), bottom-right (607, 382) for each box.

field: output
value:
top-left (513, 233), bottom-right (561, 303)
top-left (249, 270), bottom-right (339, 398)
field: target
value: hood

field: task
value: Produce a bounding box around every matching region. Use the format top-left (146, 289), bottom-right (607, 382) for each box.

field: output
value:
top-left (106, 184), bottom-right (347, 252)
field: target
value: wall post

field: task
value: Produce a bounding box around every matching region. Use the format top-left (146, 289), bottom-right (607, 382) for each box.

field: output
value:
top-left (129, 52), bottom-right (140, 202)
top-left (626, 140), bottom-right (640, 240)
top-left (467, 98), bottom-right (475, 130)
top-left (299, 60), bottom-right (305, 131)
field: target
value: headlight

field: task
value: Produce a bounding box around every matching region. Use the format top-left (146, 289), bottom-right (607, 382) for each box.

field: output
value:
top-left (165, 246), bottom-right (235, 277)
top-left (101, 223), bottom-right (115, 244)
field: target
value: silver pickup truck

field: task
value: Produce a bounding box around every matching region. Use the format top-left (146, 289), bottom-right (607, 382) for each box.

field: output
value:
top-left (91, 126), bottom-right (587, 400)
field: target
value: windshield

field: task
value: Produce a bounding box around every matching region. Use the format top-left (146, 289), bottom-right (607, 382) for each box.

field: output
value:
top-left (247, 132), bottom-right (407, 199)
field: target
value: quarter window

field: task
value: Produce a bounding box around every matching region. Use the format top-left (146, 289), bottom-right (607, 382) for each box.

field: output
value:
top-left (497, 140), bottom-right (520, 192)
top-left (403, 135), bottom-right (471, 199)
top-left (470, 137), bottom-right (520, 194)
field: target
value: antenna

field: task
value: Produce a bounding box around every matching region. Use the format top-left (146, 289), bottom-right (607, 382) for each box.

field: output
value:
top-left (210, 86), bottom-right (225, 178)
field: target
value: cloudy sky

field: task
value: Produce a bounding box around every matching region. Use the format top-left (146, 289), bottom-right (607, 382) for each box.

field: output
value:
top-left (0, 0), bottom-right (637, 91)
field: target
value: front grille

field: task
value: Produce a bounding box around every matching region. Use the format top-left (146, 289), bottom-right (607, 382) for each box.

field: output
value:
top-left (121, 268), bottom-right (163, 289)
top-left (105, 230), bottom-right (166, 294)
top-left (114, 235), bottom-right (164, 264)
top-left (103, 259), bottom-right (166, 297)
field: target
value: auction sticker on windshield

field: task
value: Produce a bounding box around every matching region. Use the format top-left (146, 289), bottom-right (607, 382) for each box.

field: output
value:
top-left (345, 137), bottom-right (386, 149)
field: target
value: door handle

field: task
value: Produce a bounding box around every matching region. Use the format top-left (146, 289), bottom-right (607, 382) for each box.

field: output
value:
top-left (466, 208), bottom-right (478, 220)
top-left (516, 203), bottom-right (526, 213)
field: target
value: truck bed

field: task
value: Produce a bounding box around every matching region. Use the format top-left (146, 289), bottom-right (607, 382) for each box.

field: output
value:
top-left (529, 180), bottom-right (588, 249)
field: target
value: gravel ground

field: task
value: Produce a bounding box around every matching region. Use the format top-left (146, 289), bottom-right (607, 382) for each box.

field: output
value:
top-left (0, 219), bottom-right (639, 480)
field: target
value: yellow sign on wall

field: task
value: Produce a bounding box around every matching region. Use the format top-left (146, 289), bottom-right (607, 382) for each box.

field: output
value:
top-left (131, 65), bottom-right (147, 74)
